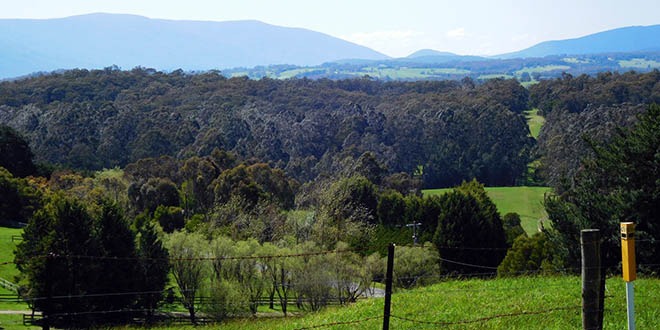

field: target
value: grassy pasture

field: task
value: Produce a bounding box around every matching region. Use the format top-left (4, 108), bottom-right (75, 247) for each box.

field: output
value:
top-left (562, 57), bottom-right (591, 64)
top-left (524, 108), bottom-right (545, 139)
top-left (423, 186), bottom-right (551, 235)
top-left (358, 67), bottom-right (470, 79)
top-left (477, 74), bottom-right (515, 80)
top-left (515, 65), bottom-right (571, 74)
top-left (0, 227), bottom-right (33, 330)
top-left (97, 276), bottom-right (658, 330)
top-left (619, 58), bottom-right (660, 69)
top-left (0, 227), bottom-right (21, 282)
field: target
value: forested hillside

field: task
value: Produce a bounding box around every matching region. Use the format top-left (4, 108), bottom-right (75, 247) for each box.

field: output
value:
top-left (1, 69), bottom-right (659, 189)
top-left (530, 71), bottom-right (660, 187)
top-left (2, 68), bottom-right (660, 328)
top-left (0, 69), bottom-right (532, 188)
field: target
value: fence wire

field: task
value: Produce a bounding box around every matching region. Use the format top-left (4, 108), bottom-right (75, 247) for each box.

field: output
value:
top-left (390, 305), bottom-right (581, 326)
top-left (294, 316), bottom-right (383, 329)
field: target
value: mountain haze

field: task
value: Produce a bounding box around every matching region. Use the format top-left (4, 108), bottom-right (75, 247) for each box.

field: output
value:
top-left (407, 49), bottom-right (458, 58)
top-left (498, 25), bottom-right (660, 58)
top-left (0, 13), bottom-right (388, 78)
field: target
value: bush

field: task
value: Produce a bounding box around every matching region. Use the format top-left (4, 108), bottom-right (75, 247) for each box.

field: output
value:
top-left (502, 212), bottom-right (527, 246)
top-left (497, 232), bottom-right (559, 276)
top-left (393, 243), bottom-right (440, 288)
top-left (203, 280), bottom-right (250, 320)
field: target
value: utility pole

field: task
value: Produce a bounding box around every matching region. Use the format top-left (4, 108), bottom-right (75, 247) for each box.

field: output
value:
top-left (405, 222), bottom-right (422, 245)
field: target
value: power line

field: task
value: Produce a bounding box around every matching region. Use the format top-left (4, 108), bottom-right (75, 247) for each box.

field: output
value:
top-left (14, 248), bottom-right (363, 263)
top-left (438, 256), bottom-right (499, 270)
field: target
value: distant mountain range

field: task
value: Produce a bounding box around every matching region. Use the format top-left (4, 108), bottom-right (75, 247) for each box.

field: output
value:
top-left (0, 13), bottom-right (658, 79)
top-left (0, 13), bottom-right (388, 78)
top-left (497, 25), bottom-right (660, 59)
top-left (400, 49), bottom-right (486, 64)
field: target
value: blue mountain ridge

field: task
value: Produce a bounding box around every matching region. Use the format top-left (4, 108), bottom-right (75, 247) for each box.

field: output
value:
top-left (0, 13), bottom-right (389, 78)
top-left (496, 25), bottom-right (660, 59)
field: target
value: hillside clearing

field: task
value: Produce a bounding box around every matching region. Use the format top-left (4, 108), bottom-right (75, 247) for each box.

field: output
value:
top-left (423, 186), bottom-right (551, 235)
top-left (524, 108), bottom-right (545, 139)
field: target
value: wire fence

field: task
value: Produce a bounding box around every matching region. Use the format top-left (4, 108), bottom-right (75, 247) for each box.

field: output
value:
top-left (3, 240), bottom-right (660, 329)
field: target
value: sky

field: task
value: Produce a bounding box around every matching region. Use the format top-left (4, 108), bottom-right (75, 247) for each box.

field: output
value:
top-left (2, 0), bottom-right (660, 58)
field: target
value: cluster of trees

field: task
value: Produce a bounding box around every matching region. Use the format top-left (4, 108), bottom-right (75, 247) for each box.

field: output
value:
top-left (2, 125), bottom-right (513, 326)
top-left (164, 235), bottom-right (400, 323)
top-left (530, 71), bottom-right (660, 187)
top-left (498, 104), bottom-right (660, 276)
top-left (2, 68), bottom-right (658, 190)
top-left (0, 68), bottom-right (532, 188)
top-left (543, 104), bottom-right (660, 272)
top-left (14, 195), bottom-right (168, 328)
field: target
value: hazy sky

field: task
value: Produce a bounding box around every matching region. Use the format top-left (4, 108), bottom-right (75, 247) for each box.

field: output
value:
top-left (3, 0), bottom-right (659, 57)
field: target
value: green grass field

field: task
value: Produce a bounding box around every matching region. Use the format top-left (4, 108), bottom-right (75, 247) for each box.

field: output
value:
top-left (619, 58), bottom-right (660, 69)
top-left (423, 186), bottom-right (551, 235)
top-left (524, 108), bottom-right (545, 139)
top-left (0, 227), bottom-right (35, 330)
top-left (0, 227), bottom-right (22, 282)
top-left (358, 67), bottom-right (471, 79)
top-left (515, 65), bottom-right (571, 74)
top-left (477, 74), bottom-right (515, 80)
top-left (86, 276), bottom-right (656, 330)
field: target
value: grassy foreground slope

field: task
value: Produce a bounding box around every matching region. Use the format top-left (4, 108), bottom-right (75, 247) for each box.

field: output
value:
top-left (150, 276), bottom-right (659, 330)
top-left (424, 186), bottom-right (551, 235)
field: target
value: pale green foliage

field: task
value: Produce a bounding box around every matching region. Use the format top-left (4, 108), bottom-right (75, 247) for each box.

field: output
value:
top-left (282, 210), bottom-right (315, 245)
top-left (259, 242), bottom-right (298, 316)
top-left (165, 231), bottom-right (209, 324)
top-left (314, 176), bottom-right (377, 249)
top-left (203, 279), bottom-right (249, 320)
top-left (331, 242), bottom-right (373, 303)
top-left (230, 239), bottom-right (267, 314)
top-left (293, 242), bottom-right (333, 311)
top-left (93, 167), bottom-right (129, 207)
top-left (393, 243), bottom-right (441, 288)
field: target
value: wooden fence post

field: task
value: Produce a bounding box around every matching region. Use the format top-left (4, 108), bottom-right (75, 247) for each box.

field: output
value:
top-left (581, 229), bottom-right (602, 330)
top-left (382, 243), bottom-right (395, 330)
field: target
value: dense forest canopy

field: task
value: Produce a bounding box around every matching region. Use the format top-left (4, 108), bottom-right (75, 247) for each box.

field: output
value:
top-left (530, 71), bottom-right (660, 187)
top-left (0, 68), bottom-right (532, 188)
top-left (1, 68), bottom-right (659, 189)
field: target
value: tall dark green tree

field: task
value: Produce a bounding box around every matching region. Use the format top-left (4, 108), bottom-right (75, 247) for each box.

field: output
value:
top-left (0, 167), bottom-right (41, 225)
top-left (134, 218), bottom-right (170, 323)
top-left (0, 125), bottom-right (37, 177)
top-left (15, 197), bottom-right (167, 327)
top-left (433, 181), bottom-right (507, 274)
top-left (545, 104), bottom-right (660, 271)
top-left (15, 196), bottom-right (101, 328)
top-left (93, 202), bottom-right (142, 324)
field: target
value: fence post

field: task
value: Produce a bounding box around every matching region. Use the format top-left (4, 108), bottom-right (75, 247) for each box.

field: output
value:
top-left (382, 243), bottom-right (395, 330)
top-left (621, 222), bottom-right (636, 330)
top-left (581, 229), bottom-right (602, 330)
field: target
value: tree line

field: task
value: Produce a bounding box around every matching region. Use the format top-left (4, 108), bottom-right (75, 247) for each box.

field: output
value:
top-left (2, 68), bottom-right (658, 189)
top-left (3, 124), bottom-right (518, 326)
top-left (0, 68), bottom-right (532, 188)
